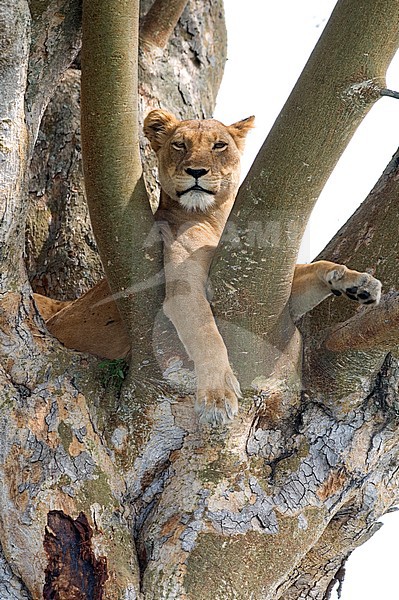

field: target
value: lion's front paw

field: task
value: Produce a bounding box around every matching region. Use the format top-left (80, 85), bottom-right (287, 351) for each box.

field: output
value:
top-left (327, 267), bottom-right (382, 306)
top-left (195, 367), bottom-right (241, 426)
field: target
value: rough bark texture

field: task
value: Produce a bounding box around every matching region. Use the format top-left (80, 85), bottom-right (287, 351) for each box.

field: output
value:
top-left (26, 68), bottom-right (103, 300)
top-left (140, 0), bottom-right (189, 49)
top-left (1, 0), bottom-right (399, 599)
top-left (1, 2), bottom-right (140, 598)
top-left (301, 147), bottom-right (399, 403)
top-left (0, 0), bottom-right (30, 292)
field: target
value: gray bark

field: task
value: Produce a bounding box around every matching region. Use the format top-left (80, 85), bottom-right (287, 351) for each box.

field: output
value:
top-left (0, 0), bottom-right (30, 292)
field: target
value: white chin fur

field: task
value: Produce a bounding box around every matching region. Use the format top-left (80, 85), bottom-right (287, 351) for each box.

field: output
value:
top-left (178, 191), bottom-right (215, 212)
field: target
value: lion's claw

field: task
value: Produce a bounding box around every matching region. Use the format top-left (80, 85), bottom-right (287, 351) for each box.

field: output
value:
top-left (195, 368), bottom-right (241, 426)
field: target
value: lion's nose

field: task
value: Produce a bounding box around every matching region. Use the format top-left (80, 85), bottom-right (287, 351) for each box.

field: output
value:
top-left (185, 168), bottom-right (209, 179)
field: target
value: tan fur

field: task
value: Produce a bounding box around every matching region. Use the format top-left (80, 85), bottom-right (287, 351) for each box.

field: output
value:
top-left (33, 294), bottom-right (71, 321)
top-left (34, 110), bottom-right (381, 425)
top-left (40, 279), bottom-right (130, 360)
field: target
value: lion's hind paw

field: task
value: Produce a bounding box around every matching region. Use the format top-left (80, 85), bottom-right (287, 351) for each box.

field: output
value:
top-left (327, 268), bottom-right (382, 306)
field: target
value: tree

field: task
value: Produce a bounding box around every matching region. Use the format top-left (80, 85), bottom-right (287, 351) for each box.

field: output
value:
top-left (0, 1), bottom-right (398, 599)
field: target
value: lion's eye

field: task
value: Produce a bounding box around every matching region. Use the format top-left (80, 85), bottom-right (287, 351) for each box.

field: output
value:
top-left (213, 141), bottom-right (228, 150)
top-left (172, 141), bottom-right (186, 150)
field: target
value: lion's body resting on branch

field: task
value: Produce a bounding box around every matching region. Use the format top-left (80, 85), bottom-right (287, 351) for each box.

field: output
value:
top-left (35, 110), bottom-right (382, 425)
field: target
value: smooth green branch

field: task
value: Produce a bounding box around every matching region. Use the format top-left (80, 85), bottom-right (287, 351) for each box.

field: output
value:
top-left (140, 0), bottom-right (189, 50)
top-left (81, 0), bottom-right (163, 365)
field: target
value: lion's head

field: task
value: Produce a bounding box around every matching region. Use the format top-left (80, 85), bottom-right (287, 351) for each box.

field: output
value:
top-left (144, 110), bottom-right (254, 212)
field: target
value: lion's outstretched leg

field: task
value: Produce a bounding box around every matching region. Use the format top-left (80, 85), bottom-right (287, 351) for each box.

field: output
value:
top-left (289, 260), bottom-right (382, 320)
top-left (163, 290), bottom-right (241, 425)
top-left (162, 237), bottom-right (241, 425)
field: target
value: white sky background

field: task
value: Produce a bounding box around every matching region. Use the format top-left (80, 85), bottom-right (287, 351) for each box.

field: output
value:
top-left (214, 1), bottom-right (399, 598)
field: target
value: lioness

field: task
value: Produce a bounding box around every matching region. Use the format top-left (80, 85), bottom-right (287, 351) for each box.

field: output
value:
top-left (144, 109), bottom-right (382, 425)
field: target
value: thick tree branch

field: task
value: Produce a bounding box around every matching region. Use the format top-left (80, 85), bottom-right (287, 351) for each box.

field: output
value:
top-left (0, 0), bottom-right (30, 291)
top-left (211, 0), bottom-right (399, 370)
top-left (140, 0), bottom-right (189, 50)
top-left (303, 292), bottom-right (399, 406)
top-left (325, 292), bottom-right (399, 352)
top-left (317, 147), bottom-right (399, 303)
top-left (26, 0), bottom-right (82, 150)
top-left (282, 498), bottom-right (388, 599)
top-left (81, 0), bottom-right (163, 368)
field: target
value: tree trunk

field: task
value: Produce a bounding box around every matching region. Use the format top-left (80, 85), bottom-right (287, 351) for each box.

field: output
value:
top-left (1, 1), bottom-right (399, 599)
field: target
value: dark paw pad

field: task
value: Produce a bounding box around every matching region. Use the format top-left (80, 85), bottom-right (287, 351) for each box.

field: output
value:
top-left (357, 291), bottom-right (371, 300)
top-left (345, 292), bottom-right (358, 300)
top-left (346, 286), bottom-right (358, 294)
top-left (327, 268), bottom-right (381, 307)
top-left (345, 286), bottom-right (359, 300)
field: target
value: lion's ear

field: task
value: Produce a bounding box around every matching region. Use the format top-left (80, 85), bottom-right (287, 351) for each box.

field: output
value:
top-left (144, 110), bottom-right (179, 151)
top-left (227, 116), bottom-right (255, 152)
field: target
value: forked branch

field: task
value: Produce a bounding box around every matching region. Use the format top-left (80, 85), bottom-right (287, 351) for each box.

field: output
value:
top-left (211, 0), bottom-right (399, 345)
top-left (140, 0), bottom-right (189, 50)
top-left (301, 147), bottom-right (399, 400)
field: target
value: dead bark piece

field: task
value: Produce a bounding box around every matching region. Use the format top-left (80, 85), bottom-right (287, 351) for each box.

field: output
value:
top-left (33, 293), bottom-right (72, 321)
top-left (43, 511), bottom-right (108, 600)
